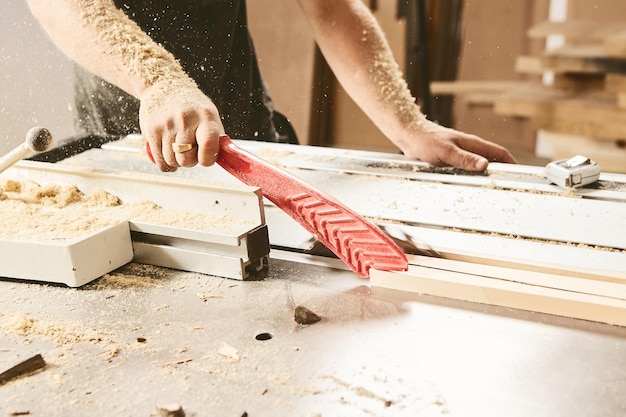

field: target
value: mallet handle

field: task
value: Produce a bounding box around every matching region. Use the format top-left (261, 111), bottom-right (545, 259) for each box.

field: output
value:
top-left (0, 143), bottom-right (30, 174)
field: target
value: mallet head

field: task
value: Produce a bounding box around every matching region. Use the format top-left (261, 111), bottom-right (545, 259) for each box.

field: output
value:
top-left (25, 127), bottom-right (53, 153)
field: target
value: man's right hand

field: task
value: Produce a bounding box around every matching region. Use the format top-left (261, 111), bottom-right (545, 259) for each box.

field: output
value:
top-left (139, 81), bottom-right (225, 172)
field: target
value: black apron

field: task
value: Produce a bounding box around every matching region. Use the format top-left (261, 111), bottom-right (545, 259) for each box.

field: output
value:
top-left (74, 0), bottom-right (295, 143)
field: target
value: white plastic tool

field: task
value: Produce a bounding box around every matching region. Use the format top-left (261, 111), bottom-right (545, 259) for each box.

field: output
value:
top-left (546, 155), bottom-right (601, 188)
top-left (0, 127), bottom-right (53, 174)
top-left (0, 221), bottom-right (133, 287)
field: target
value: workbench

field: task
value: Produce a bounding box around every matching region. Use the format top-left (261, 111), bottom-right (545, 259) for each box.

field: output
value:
top-left (1, 138), bottom-right (625, 416)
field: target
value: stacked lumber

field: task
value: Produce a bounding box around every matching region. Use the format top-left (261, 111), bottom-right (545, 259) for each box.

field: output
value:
top-left (432, 20), bottom-right (626, 173)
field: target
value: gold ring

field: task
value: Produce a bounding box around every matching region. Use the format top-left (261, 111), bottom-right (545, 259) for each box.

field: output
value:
top-left (172, 143), bottom-right (194, 153)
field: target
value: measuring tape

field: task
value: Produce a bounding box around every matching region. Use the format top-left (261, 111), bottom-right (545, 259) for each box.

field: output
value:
top-left (546, 155), bottom-right (601, 188)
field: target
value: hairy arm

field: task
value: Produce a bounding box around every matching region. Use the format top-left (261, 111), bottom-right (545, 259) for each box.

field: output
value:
top-left (26, 0), bottom-right (224, 171)
top-left (297, 0), bottom-right (516, 170)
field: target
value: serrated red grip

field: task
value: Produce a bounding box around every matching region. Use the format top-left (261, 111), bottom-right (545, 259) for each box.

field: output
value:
top-left (216, 135), bottom-right (408, 278)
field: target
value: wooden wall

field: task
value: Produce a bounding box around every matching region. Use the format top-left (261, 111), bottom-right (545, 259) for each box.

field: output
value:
top-left (324, 0), bottom-right (407, 153)
top-left (567, 0), bottom-right (626, 21)
top-left (452, 0), bottom-right (550, 158)
top-left (247, 0), bottom-right (316, 145)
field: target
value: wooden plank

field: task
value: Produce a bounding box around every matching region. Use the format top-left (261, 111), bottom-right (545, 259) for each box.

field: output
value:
top-left (409, 255), bottom-right (626, 300)
top-left (430, 80), bottom-right (539, 106)
top-left (494, 90), bottom-right (626, 139)
top-left (526, 21), bottom-right (626, 58)
top-left (515, 55), bottom-right (545, 74)
top-left (379, 224), bottom-right (626, 283)
top-left (552, 73), bottom-right (606, 92)
top-left (606, 73), bottom-right (626, 93)
top-left (527, 20), bottom-right (626, 42)
top-left (370, 263), bottom-right (626, 327)
top-left (264, 147), bottom-right (626, 251)
top-left (430, 80), bottom-right (529, 95)
top-left (1, 160), bottom-right (271, 282)
top-left (605, 31), bottom-right (626, 59)
top-left (516, 47), bottom-right (626, 75)
top-left (542, 131), bottom-right (626, 174)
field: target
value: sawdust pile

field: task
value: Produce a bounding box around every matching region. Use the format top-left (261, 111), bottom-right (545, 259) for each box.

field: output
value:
top-left (0, 179), bottom-right (247, 242)
top-left (0, 179), bottom-right (121, 241)
top-left (89, 263), bottom-right (168, 290)
top-left (1, 311), bottom-right (115, 347)
top-left (121, 200), bottom-right (252, 230)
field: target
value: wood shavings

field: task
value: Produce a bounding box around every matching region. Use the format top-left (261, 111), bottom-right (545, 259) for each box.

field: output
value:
top-left (158, 359), bottom-right (193, 368)
top-left (91, 271), bottom-right (163, 289)
top-left (0, 179), bottom-right (121, 241)
top-left (1, 312), bottom-right (111, 345)
top-left (218, 342), bottom-right (240, 362)
top-left (196, 292), bottom-right (223, 301)
top-left (0, 179), bottom-right (251, 243)
top-left (0, 312), bottom-right (120, 361)
top-left (88, 263), bottom-right (170, 290)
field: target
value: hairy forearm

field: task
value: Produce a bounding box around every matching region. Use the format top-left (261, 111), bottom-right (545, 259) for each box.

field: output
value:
top-left (26, 0), bottom-right (195, 100)
top-left (298, 0), bottom-right (426, 139)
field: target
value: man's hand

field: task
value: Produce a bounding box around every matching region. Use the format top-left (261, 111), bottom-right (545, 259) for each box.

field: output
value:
top-left (397, 120), bottom-right (517, 172)
top-left (139, 82), bottom-right (225, 172)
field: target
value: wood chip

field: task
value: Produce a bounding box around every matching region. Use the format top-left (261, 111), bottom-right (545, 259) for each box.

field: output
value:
top-left (154, 403), bottom-right (185, 417)
top-left (0, 354), bottom-right (46, 386)
top-left (294, 305), bottom-right (322, 325)
top-left (218, 342), bottom-right (240, 362)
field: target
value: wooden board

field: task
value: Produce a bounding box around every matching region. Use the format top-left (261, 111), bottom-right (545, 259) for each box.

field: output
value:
top-left (527, 20), bottom-right (626, 42)
top-left (380, 224), bottom-right (626, 282)
top-left (515, 47), bottom-right (626, 75)
top-left (371, 255), bottom-right (626, 327)
top-left (527, 20), bottom-right (626, 59)
top-left (493, 89), bottom-right (626, 140)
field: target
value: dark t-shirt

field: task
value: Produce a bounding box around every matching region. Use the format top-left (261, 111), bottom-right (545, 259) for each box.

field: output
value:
top-left (74, 0), bottom-right (287, 142)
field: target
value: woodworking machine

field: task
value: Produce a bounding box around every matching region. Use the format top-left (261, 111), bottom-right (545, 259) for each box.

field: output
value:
top-left (2, 135), bottom-right (625, 321)
top-left (2, 135), bottom-right (626, 417)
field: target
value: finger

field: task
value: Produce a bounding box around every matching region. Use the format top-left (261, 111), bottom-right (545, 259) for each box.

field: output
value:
top-left (448, 149), bottom-right (489, 172)
top-left (456, 134), bottom-right (518, 164)
top-left (161, 130), bottom-right (181, 169)
top-left (173, 130), bottom-right (199, 168)
top-left (145, 129), bottom-right (178, 172)
top-left (196, 122), bottom-right (221, 167)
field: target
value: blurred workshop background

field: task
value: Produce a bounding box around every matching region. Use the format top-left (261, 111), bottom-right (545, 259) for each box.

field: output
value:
top-left (2, 0), bottom-right (626, 170)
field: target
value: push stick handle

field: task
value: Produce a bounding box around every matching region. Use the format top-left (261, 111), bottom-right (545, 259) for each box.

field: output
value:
top-left (0, 127), bottom-right (53, 174)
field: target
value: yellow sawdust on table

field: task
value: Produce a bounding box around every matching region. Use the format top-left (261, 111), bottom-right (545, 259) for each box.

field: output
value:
top-left (0, 179), bottom-right (251, 242)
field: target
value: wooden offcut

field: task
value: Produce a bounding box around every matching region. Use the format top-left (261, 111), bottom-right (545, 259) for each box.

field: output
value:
top-left (371, 255), bottom-right (626, 327)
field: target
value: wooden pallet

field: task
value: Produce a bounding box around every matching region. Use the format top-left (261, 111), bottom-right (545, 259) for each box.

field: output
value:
top-left (431, 19), bottom-right (626, 173)
top-left (527, 20), bottom-right (626, 58)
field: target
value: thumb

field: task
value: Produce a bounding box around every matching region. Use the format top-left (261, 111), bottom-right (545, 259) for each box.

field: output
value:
top-left (448, 149), bottom-right (489, 172)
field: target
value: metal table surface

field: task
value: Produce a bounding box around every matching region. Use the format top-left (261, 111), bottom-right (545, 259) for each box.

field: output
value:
top-left (2, 140), bottom-right (626, 416)
top-left (2, 253), bottom-right (626, 417)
